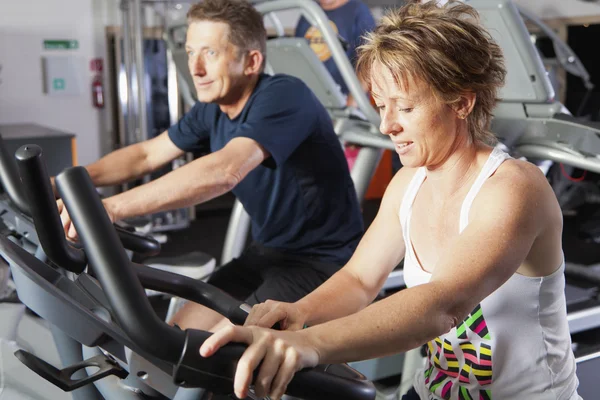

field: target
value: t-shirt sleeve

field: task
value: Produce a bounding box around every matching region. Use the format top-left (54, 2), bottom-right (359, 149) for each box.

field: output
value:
top-left (167, 102), bottom-right (214, 152)
top-left (294, 15), bottom-right (309, 38)
top-left (349, 3), bottom-right (377, 65)
top-left (232, 78), bottom-right (317, 167)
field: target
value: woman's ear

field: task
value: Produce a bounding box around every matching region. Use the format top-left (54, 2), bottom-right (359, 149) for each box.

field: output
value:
top-left (455, 92), bottom-right (476, 119)
top-left (244, 50), bottom-right (264, 75)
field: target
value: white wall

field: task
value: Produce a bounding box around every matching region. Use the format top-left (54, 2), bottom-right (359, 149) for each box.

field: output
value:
top-left (0, 0), bottom-right (116, 166)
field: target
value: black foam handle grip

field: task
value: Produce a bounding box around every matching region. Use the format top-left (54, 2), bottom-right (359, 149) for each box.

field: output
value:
top-left (15, 145), bottom-right (87, 273)
top-left (0, 134), bottom-right (30, 215)
top-left (56, 166), bottom-right (185, 362)
top-left (115, 225), bottom-right (161, 257)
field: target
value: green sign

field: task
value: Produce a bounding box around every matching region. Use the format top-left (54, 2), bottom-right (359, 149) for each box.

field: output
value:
top-left (53, 78), bottom-right (65, 90)
top-left (44, 40), bottom-right (78, 50)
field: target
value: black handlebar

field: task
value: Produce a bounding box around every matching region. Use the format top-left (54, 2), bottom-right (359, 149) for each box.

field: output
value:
top-left (0, 135), bottom-right (30, 215)
top-left (57, 165), bottom-right (376, 399)
top-left (133, 264), bottom-right (250, 325)
top-left (0, 138), bottom-right (160, 258)
top-left (56, 166), bottom-right (185, 361)
top-left (15, 145), bottom-right (87, 273)
top-left (114, 224), bottom-right (161, 257)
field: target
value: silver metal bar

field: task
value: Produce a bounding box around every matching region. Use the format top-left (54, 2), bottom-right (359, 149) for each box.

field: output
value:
top-left (121, 0), bottom-right (136, 146)
top-left (341, 130), bottom-right (395, 151)
top-left (350, 147), bottom-right (383, 203)
top-left (576, 350), bottom-right (600, 364)
top-left (567, 304), bottom-right (600, 334)
top-left (133, 0), bottom-right (149, 144)
top-left (221, 199), bottom-right (251, 264)
top-left (518, 6), bottom-right (592, 89)
top-left (266, 12), bottom-right (285, 37)
top-left (254, 0), bottom-right (380, 127)
top-left (516, 144), bottom-right (600, 174)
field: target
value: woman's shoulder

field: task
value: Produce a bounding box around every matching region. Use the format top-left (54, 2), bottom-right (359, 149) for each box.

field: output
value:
top-left (491, 156), bottom-right (550, 191)
top-left (477, 156), bottom-right (561, 223)
top-left (380, 165), bottom-right (422, 211)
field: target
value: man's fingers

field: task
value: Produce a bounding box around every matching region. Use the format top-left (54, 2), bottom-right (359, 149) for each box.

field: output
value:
top-left (68, 224), bottom-right (78, 241)
top-left (244, 305), bottom-right (268, 327)
top-left (258, 308), bottom-right (288, 329)
top-left (288, 320), bottom-right (306, 331)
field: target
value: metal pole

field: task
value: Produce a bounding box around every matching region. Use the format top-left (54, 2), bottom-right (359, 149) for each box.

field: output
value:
top-left (221, 199), bottom-right (251, 264)
top-left (121, 0), bottom-right (136, 146)
top-left (133, 0), bottom-right (149, 144)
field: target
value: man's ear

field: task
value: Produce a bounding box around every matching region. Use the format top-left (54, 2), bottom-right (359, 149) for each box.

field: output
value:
top-left (454, 92), bottom-right (476, 119)
top-left (244, 49), bottom-right (264, 75)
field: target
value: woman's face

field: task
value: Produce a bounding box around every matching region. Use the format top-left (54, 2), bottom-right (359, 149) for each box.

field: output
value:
top-left (371, 62), bottom-right (469, 169)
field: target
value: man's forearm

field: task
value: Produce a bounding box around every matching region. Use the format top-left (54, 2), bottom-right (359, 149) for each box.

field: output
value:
top-left (105, 154), bottom-right (237, 221)
top-left (86, 143), bottom-right (156, 187)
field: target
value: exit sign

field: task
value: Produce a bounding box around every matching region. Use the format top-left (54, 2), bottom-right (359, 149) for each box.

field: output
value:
top-left (44, 40), bottom-right (79, 50)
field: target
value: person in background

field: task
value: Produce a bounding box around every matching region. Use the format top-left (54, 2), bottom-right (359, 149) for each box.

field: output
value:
top-left (295, 0), bottom-right (376, 106)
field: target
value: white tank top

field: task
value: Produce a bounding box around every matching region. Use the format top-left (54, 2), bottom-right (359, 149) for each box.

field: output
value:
top-left (400, 146), bottom-right (581, 400)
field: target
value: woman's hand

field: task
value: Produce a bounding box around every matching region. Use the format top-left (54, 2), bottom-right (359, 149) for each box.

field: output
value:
top-left (244, 300), bottom-right (308, 331)
top-left (200, 325), bottom-right (320, 400)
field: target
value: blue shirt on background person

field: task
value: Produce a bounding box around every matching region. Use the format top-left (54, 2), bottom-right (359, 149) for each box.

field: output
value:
top-left (295, 0), bottom-right (376, 96)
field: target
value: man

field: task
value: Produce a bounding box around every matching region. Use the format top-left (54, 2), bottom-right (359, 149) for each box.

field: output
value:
top-left (295, 0), bottom-right (376, 104)
top-left (56, 0), bottom-right (364, 331)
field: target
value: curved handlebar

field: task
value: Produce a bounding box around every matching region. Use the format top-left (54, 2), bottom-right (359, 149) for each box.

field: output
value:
top-left (15, 145), bottom-right (87, 273)
top-left (6, 137), bottom-right (160, 257)
top-left (56, 166), bottom-right (185, 360)
top-left (57, 165), bottom-right (376, 400)
top-left (114, 224), bottom-right (161, 257)
top-left (0, 135), bottom-right (31, 215)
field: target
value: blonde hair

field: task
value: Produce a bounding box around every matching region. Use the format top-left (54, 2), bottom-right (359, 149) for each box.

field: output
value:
top-left (356, 0), bottom-right (506, 145)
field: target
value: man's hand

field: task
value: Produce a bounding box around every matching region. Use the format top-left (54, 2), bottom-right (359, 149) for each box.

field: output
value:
top-left (57, 198), bottom-right (117, 241)
top-left (200, 325), bottom-right (319, 400)
top-left (50, 176), bottom-right (59, 199)
top-left (244, 300), bottom-right (308, 331)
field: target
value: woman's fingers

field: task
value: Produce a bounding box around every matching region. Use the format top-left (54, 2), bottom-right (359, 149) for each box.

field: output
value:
top-left (253, 338), bottom-right (285, 398)
top-left (200, 325), bottom-right (318, 400)
top-left (200, 325), bottom-right (251, 358)
top-left (269, 346), bottom-right (303, 400)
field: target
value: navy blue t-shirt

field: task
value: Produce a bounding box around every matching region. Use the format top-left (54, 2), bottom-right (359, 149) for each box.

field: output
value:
top-left (168, 74), bottom-right (364, 265)
top-left (295, 0), bottom-right (376, 95)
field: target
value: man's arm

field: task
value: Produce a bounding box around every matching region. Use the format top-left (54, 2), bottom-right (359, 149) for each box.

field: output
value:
top-left (86, 131), bottom-right (185, 187)
top-left (104, 136), bottom-right (269, 222)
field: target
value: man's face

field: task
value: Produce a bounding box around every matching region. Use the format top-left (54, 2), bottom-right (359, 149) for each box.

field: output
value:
top-left (185, 20), bottom-right (247, 104)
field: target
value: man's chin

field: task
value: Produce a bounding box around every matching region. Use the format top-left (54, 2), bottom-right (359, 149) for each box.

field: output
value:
top-left (195, 92), bottom-right (215, 103)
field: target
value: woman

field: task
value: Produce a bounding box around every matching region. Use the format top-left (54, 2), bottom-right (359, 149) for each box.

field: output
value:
top-left (200, 1), bottom-right (581, 399)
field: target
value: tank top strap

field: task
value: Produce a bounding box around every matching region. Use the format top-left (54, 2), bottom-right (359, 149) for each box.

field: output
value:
top-left (459, 146), bottom-right (512, 233)
top-left (399, 167), bottom-right (427, 230)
